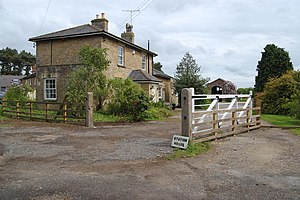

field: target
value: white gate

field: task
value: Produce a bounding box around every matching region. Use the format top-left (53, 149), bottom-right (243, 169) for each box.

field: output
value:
top-left (181, 88), bottom-right (261, 143)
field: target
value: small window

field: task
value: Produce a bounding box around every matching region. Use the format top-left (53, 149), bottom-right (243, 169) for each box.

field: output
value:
top-left (158, 86), bottom-right (162, 99)
top-left (44, 78), bottom-right (56, 100)
top-left (1, 87), bottom-right (6, 92)
top-left (118, 46), bottom-right (124, 66)
top-left (142, 55), bottom-right (146, 70)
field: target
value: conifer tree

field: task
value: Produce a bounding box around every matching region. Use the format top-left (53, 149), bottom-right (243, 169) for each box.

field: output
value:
top-left (174, 52), bottom-right (209, 104)
top-left (255, 44), bottom-right (293, 92)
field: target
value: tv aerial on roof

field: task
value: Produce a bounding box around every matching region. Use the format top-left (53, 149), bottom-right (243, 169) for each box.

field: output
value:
top-left (122, 9), bottom-right (140, 25)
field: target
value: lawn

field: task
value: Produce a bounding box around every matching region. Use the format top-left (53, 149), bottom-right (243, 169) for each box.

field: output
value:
top-left (262, 114), bottom-right (300, 136)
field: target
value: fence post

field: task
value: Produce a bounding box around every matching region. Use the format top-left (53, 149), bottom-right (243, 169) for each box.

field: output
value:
top-left (249, 91), bottom-right (253, 119)
top-left (86, 92), bottom-right (93, 128)
top-left (213, 111), bottom-right (218, 140)
top-left (181, 88), bottom-right (193, 139)
top-left (29, 102), bottom-right (32, 118)
top-left (45, 103), bottom-right (48, 121)
top-left (63, 104), bottom-right (67, 123)
top-left (246, 109), bottom-right (250, 132)
top-left (232, 110), bottom-right (236, 134)
top-left (16, 101), bottom-right (20, 118)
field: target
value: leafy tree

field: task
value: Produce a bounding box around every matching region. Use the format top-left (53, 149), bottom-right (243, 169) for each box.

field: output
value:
top-left (66, 45), bottom-right (110, 110)
top-left (0, 47), bottom-right (35, 75)
top-left (237, 87), bottom-right (254, 94)
top-left (255, 44), bottom-right (293, 92)
top-left (260, 70), bottom-right (297, 115)
top-left (174, 52), bottom-right (209, 104)
top-left (19, 50), bottom-right (36, 75)
top-left (106, 78), bottom-right (149, 121)
top-left (153, 62), bottom-right (163, 72)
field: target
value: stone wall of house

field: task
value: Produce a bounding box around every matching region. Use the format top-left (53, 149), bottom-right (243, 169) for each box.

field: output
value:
top-left (101, 38), bottom-right (153, 79)
top-left (36, 35), bottom-right (154, 102)
top-left (36, 36), bottom-right (153, 77)
top-left (36, 65), bottom-right (80, 103)
top-left (157, 77), bottom-right (171, 103)
top-left (36, 36), bottom-right (102, 67)
top-left (138, 83), bottom-right (160, 103)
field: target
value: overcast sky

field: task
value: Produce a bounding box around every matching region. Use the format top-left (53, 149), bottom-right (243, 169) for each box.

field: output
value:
top-left (0, 0), bottom-right (299, 88)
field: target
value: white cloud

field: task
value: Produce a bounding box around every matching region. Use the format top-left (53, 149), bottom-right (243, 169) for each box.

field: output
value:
top-left (0, 0), bottom-right (299, 87)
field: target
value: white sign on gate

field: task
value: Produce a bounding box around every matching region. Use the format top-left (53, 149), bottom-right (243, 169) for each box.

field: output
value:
top-left (171, 135), bottom-right (189, 149)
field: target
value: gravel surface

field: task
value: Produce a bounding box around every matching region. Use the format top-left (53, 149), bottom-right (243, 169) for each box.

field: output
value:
top-left (0, 116), bottom-right (300, 199)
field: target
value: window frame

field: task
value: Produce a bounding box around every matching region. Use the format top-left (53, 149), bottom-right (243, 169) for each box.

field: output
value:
top-left (44, 78), bottom-right (57, 100)
top-left (118, 46), bottom-right (124, 66)
top-left (141, 54), bottom-right (147, 70)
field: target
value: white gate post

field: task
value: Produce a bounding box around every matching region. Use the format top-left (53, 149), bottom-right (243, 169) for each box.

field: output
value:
top-left (86, 92), bottom-right (93, 128)
top-left (181, 88), bottom-right (193, 139)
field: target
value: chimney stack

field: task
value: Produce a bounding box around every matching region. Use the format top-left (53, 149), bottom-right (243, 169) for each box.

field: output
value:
top-left (121, 23), bottom-right (135, 43)
top-left (91, 13), bottom-right (108, 31)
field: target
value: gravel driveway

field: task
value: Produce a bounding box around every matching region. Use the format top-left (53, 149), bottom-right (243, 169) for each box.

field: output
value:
top-left (0, 116), bottom-right (299, 199)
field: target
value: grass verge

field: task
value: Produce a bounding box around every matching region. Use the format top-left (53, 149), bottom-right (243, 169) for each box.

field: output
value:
top-left (167, 142), bottom-right (210, 160)
top-left (93, 107), bottom-right (176, 123)
top-left (93, 112), bottom-right (129, 123)
top-left (262, 114), bottom-right (300, 136)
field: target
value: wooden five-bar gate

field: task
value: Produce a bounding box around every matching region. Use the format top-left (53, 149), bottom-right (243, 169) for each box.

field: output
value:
top-left (181, 88), bottom-right (261, 143)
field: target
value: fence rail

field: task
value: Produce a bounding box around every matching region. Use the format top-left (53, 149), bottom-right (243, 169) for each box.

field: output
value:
top-left (0, 100), bottom-right (86, 125)
top-left (181, 88), bottom-right (261, 143)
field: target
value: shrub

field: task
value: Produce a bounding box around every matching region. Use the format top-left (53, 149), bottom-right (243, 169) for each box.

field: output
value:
top-left (142, 107), bottom-right (171, 120)
top-left (261, 70), bottom-right (297, 115)
top-left (286, 92), bottom-right (300, 119)
top-left (284, 70), bottom-right (300, 119)
top-left (4, 84), bottom-right (32, 106)
top-left (106, 78), bottom-right (149, 121)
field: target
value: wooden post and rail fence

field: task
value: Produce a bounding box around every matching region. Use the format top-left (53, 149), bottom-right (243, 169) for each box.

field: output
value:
top-left (0, 92), bottom-right (94, 127)
top-left (181, 88), bottom-right (261, 143)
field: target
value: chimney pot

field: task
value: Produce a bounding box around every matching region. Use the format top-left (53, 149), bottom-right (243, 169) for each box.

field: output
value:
top-left (121, 23), bottom-right (134, 43)
top-left (91, 13), bottom-right (108, 32)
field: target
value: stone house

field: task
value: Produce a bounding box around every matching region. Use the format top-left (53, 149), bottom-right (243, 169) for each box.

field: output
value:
top-left (29, 13), bottom-right (173, 103)
top-left (152, 69), bottom-right (177, 105)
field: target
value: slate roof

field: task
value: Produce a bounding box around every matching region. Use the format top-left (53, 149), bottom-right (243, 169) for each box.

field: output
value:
top-left (128, 70), bottom-right (161, 83)
top-left (29, 24), bottom-right (98, 41)
top-left (153, 68), bottom-right (173, 79)
top-left (29, 24), bottom-right (157, 56)
top-left (0, 75), bottom-right (24, 86)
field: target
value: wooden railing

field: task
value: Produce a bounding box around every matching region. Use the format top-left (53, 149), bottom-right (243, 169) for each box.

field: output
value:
top-left (191, 107), bottom-right (261, 143)
top-left (0, 100), bottom-right (86, 125)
